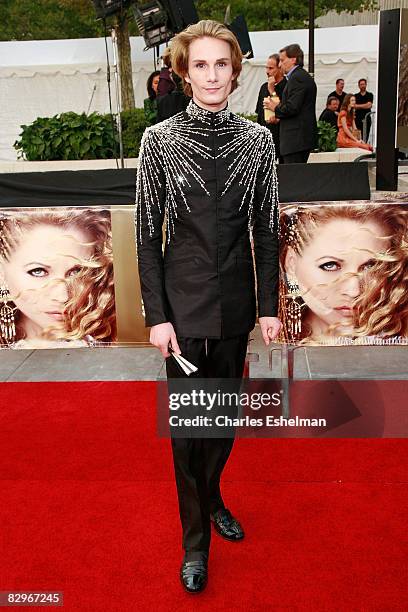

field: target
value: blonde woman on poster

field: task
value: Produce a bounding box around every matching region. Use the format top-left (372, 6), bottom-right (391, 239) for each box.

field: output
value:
top-left (0, 208), bottom-right (116, 348)
top-left (279, 202), bottom-right (408, 345)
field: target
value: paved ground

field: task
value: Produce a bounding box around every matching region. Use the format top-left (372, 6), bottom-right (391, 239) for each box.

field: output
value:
top-left (1, 324), bottom-right (406, 381)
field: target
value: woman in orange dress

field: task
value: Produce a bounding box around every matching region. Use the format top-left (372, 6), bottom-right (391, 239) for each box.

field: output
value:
top-left (337, 94), bottom-right (373, 151)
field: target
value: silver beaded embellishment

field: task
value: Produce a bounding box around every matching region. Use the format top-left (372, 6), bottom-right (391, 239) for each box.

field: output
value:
top-left (136, 100), bottom-right (279, 243)
top-left (186, 100), bottom-right (230, 125)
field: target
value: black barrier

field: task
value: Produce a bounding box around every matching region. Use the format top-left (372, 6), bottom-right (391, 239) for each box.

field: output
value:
top-left (277, 162), bottom-right (370, 202)
top-left (0, 170), bottom-right (135, 207)
top-left (0, 162), bottom-right (370, 207)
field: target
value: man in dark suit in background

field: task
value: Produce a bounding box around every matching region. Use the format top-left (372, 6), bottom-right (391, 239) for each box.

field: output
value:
top-left (269, 44), bottom-right (317, 164)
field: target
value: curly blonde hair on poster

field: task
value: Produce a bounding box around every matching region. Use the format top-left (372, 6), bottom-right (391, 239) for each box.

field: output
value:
top-left (278, 203), bottom-right (408, 344)
top-left (0, 208), bottom-right (116, 346)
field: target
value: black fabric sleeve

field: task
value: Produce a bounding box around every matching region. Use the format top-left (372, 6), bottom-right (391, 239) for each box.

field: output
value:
top-left (135, 128), bottom-right (169, 327)
top-left (274, 72), bottom-right (306, 119)
top-left (255, 84), bottom-right (266, 125)
top-left (252, 130), bottom-right (280, 317)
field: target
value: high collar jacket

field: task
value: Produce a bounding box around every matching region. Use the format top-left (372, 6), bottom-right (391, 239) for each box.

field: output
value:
top-left (136, 99), bottom-right (279, 339)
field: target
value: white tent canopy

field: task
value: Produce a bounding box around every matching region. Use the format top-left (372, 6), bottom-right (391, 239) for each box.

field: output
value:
top-left (0, 25), bottom-right (378, 161)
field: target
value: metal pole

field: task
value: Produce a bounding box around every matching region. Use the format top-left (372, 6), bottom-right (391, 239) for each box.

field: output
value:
top-left (376, 9), bottom-right (400, 190)
top-left (280, 344), bottom-right (294, 418)
top-left (308, 0), bottom-right (315, 78)
top-left (111, 27), bottom-right (125, 169)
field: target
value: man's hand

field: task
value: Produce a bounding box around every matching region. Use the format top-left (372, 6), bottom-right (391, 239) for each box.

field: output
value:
top-left (259, 317), bottom-right (282, 346)
top-left (265, 116), bottom-right (280, 124)
top-left (150, 322), bottom-right (181, 358)
top-left (263, 97), bottom-right (275, 111)
top-left (267, 75), bottom-right (276, 95)
top-left (269, 97), bottom-right (280, 111)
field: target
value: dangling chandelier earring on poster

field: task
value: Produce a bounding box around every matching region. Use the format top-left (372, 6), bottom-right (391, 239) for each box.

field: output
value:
top-left (279, 274), bottom-right (305, 343)
top-left (286, 276), bottom-right (303, 339)
top-left (0, 282), bottom-right (16, 343)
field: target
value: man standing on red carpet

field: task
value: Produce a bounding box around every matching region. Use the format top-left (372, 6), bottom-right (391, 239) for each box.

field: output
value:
top-left (136, 20), bottom-right (281, 593)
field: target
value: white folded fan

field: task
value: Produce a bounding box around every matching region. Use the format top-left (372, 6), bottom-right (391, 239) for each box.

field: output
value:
top-left (168, 346), bottom-right (198, 376)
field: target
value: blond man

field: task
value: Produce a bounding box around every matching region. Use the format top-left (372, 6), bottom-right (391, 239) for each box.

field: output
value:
top-left (136, 20), bottom-right (281, 593)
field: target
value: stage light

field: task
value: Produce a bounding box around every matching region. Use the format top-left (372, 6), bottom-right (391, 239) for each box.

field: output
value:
top-left (92, 0), bottom-right (133, 20)
top-left (132, 1), bottom-right (173, 49)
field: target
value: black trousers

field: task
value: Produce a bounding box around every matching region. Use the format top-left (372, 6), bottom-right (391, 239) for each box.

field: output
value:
top-left (166, 334), bottom-right (248, 552)
top-left (282, 149), bottom-right (311, 164)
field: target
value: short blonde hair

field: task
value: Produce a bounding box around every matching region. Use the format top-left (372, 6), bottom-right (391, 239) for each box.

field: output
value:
top-left (170, 20), bottom-right (243, 97)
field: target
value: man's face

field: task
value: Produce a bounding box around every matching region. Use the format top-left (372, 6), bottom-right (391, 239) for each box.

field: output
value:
top-left (266, 57), bottom-right (278, 78)
top-left (279, 51), bottom-right (296, 75)
top-left (337, 80), bottom-right (344, 93)
top-left (328, 99), bottom-right (339, 112)
top-left (185, 36), bottom-right (236, 112)
top-left (359, 80), bottom-right (367, 93)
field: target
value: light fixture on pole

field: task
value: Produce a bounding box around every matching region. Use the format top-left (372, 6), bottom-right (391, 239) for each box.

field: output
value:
top-left (92, 1), bottom-right (132, 168)
top-left (92, 0), bottom-right (133, 19)
top-left (110, 27), bottom-right (125, 168)
top-left (132, 1), bottom-right (173, 49)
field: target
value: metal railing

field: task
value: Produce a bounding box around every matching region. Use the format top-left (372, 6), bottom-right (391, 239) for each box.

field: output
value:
top-left (363, 111), bottom-right (376, 145)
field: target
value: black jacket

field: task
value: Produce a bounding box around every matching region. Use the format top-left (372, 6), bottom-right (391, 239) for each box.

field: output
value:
top-left (319, 108), bottom-right (338, 132)
top-left (255, 79), bottom-right (287, 159)
top-left (274, 66), bottom-right (317, 156)
top-left (136, 99), bottom-right (279, 339)
top-left (156, 91), bottom-right (190, 123)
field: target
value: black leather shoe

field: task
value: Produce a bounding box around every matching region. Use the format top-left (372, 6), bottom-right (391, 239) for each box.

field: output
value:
top-left (211, 508), bottom-right (244, 541)
top-left (180, 552), bottom-right (208, 593)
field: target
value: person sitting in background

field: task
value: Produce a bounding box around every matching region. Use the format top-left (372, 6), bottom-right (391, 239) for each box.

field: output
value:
top-left (255, 53), bottom-right (286, 162)
top-left (319, 96), bottom-right (340, 132)
top-left (354, 78), bottom-right (374, 140)
top-left (143, 70), bottom-right (160, 125)
top-left (328, 78), bottom-right (347, 106)
top-left (337, 94), bottom-right (373, 151)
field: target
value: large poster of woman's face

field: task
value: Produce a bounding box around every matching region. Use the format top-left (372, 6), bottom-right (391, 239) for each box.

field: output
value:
top-left (0, 207), bottom-right (116, 348)
top-left (398, 43), bottom-right (408, 128)
top-left (397, 11), bottom-right (408, 145)
top-left (278, 201), bottom-right (408, 345)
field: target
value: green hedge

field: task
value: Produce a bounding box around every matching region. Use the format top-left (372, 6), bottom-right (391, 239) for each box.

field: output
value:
top-left (13, 109), bottom-right (259, 161)
top-left (121, 108), bottom-right (150, 158)
top-left (14, 109), bottom-right (151, 161)
top-left (14, 112), bottom-right (117, 161)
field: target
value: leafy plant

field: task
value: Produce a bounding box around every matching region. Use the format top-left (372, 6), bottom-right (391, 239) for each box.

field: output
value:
top-left (317, 120), bottom-right (338, 152)
top-left (121, 109), bottom-right (150, 158)
top-left (237, 113), bottom-right (258, 122)
top-left (14, 112), bottom-right (117, 161)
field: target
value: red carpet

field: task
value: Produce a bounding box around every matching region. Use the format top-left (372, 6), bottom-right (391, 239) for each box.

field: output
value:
top-left (0, 382), bottom-right (407, 611)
